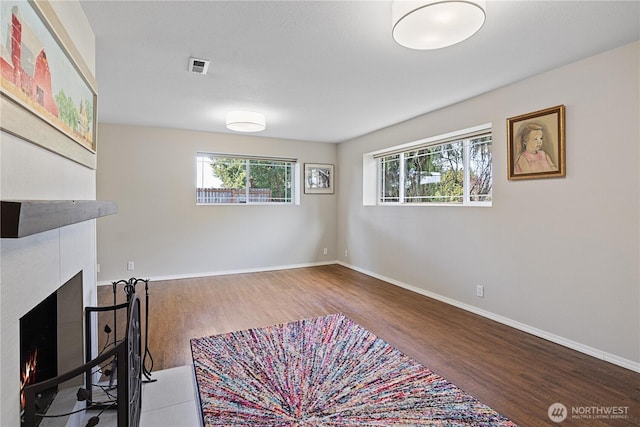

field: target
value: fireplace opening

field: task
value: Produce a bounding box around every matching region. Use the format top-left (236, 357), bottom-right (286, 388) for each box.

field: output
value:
top-left (19, 271), bottom-right (84, 426)
top-left (19, 291), bottom-right (58, 423)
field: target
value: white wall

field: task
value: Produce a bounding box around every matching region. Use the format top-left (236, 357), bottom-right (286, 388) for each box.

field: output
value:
top-left (0, 1), bottom-right (96, 424)
top-left (337, 42), bottom-right (640, 370)
top-left (96, 124), bottom-right (337, 281)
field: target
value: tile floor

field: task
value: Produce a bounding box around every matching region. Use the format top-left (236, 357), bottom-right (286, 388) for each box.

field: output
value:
top-left (59, 365), bottom-right (199, 427)
top-left (139, 365), bottom-right (200, 427)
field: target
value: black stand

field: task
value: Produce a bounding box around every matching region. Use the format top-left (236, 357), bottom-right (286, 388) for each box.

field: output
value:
top-left (112, 277), bottom-right (157, 383)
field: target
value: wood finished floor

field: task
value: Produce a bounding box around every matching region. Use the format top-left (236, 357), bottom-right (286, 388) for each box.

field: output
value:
top-left (98, 264), bottom-right (640, 426)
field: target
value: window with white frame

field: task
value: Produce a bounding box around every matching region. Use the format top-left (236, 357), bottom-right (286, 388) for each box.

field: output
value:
top-left (367, 125), bottom-right (492, 206)
top-left (196, 153), bottom-right (297, 204)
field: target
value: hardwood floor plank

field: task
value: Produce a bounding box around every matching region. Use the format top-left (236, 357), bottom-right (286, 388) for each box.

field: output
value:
top-left (98, 264), bottom-right (640, 426)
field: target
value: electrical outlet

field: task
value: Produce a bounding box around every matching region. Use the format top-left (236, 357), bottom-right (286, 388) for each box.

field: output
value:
top-left (323, 248), bottom-right (328, 255)
top-left (476, 285), bottom-right (484, 298)
top-left (345, 249), bottom-right (348, 257)
top-left (127, 261), bottom-right (135, 271)
top-left (97, 264), bottom-right (100, 273)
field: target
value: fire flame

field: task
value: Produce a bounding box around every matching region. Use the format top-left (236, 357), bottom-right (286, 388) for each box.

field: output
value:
top-left (20, 350), bottom-right (37, 409)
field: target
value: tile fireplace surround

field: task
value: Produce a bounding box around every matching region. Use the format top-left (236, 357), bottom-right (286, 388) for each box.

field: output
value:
top-left (1, 217), bottom-right (99, 426)
top-left (1, 198), bottom-right (117, 424)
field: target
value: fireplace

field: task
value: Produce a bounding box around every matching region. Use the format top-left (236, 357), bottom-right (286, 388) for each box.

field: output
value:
top-left (19, 271), bottom-right (84, 424)
top-left (1, 198), bottom-right (118, 427)
top-left (18, 274), bottom-right (143, 427)
top-left (19, 291), bottom-right (57, 418)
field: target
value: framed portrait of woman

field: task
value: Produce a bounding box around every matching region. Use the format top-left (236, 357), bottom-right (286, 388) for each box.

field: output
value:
top-left (507, 105), bottom-right (565, 180)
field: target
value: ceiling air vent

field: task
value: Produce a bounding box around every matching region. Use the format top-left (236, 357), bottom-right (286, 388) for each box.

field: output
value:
top-left (188, 57), bottom-right (210, 75)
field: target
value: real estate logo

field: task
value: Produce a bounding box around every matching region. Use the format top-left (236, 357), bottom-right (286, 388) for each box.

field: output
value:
top-left (548, 402), bottom-right (630, 422)
top-left (548, 402), bottom-right (568, 423)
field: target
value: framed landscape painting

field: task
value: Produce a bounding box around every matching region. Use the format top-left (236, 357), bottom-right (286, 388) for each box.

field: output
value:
top-left (507, 105), bottom-right (565, 180)
top-left (0, 0), bottom-right (97, 168)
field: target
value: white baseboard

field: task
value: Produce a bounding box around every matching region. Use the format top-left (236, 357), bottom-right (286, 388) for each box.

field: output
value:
top-left (97, 260), bottom-right (337, 286)
top-left (337, 261), bottom-right (640, 373)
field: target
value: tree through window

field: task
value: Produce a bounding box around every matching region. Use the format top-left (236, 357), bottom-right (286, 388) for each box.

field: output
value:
top-left (196, 153), bottom-right (296, 204)
top-left (377, 131), bottom-right (492, 205)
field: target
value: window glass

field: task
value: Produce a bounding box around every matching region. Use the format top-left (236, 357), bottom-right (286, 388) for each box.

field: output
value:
top-left (404, 142), bottom-right (464, 203)
top-left (377, 132), bottom-right (492, 206)
top-left (380, 154), bottom-right (400, 203)
top-left (197, 153), bottom-right (295, 204)
top-left (468, 136), bottom-right (492, 202)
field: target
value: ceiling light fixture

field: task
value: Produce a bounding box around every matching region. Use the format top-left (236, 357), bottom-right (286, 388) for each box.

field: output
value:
top-left (225, 111), bottom-right (266, 133)
top-left (392, 0), bottom-right (486, 50)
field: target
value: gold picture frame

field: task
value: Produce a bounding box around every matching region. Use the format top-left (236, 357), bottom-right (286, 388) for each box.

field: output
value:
top-left (507, 105), bottom-right (565, 180)
top-left (0, 0), bottom-right (98, 169)
top-left (304, 163), bottom-right (334, 194)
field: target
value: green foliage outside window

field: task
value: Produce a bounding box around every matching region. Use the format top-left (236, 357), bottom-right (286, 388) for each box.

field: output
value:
top-left (211, 158), bottom-right (246, 189)
top-left (379, 134), bottom-right (491, 205)
top-left (204, 156), bottom-right (293, 203)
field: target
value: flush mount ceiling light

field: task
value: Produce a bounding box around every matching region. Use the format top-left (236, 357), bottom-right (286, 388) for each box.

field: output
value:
top-left (225, 111), bottom-right (266, 132)
top-left (392, 0), bottom-right (486, 50)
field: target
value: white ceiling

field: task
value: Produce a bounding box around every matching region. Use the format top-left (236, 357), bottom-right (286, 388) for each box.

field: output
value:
top-left (79, 1), bottom-right (639, 143)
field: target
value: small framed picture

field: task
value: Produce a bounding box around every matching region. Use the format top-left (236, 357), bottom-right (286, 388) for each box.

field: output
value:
top-left (507, 105), bottom-right (565, 180)
top-left (304, 163), bottom-right (334, 194)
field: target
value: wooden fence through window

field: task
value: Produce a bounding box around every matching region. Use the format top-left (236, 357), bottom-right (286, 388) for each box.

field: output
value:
top-left (196, 188), bottom-right (272, 203)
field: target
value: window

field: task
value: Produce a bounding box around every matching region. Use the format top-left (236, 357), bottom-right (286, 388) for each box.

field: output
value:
top-left (196, 153), bottom-right (297, 204)
top-left (368, 124), bottom-right (492, 206)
